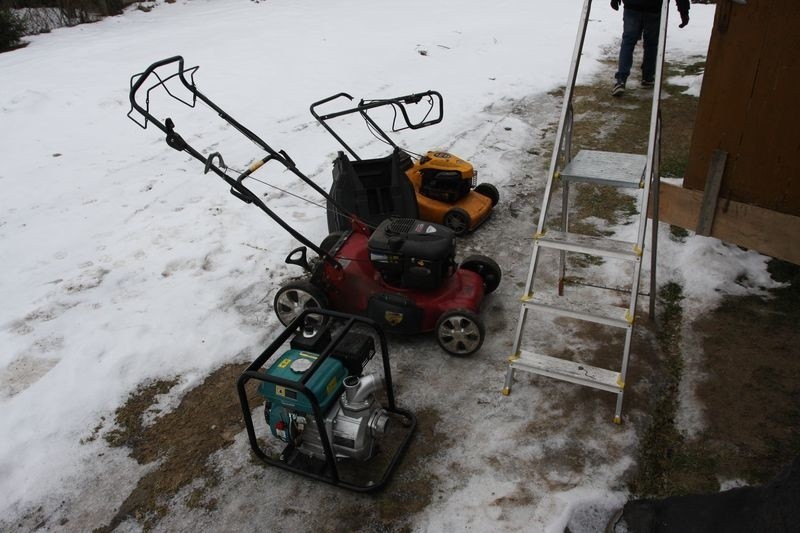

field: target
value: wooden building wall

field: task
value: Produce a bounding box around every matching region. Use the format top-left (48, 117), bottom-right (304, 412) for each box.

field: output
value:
top-left (684, 0), bottom-right (800, 217)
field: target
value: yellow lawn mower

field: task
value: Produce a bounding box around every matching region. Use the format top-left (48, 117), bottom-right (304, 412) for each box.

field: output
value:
top-left (310, 91), bottom-right (499, 236)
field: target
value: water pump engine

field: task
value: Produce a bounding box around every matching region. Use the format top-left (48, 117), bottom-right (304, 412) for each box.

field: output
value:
top-left (258, 325), bottom-right (389, 461)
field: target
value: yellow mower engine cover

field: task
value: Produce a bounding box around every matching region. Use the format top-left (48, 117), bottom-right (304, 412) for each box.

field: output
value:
top-left (418, 151), bottom-right (475, 179)
top-left (405, 151), bottom-right (496, 235)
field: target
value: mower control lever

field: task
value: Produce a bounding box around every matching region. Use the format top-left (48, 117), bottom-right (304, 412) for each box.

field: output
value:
top-left (229, 187), bottom-right (253, 205)
top-left (279, 150), bottom-right (296, 169)
top-left (164, 118), bottom-right (187, 151)
top-left (204, 152), bottom-right (226, 175)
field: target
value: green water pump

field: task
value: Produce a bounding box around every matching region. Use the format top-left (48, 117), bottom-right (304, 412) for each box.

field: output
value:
top-left (238, 309), bottom-right (415, 492)
top-left (260, 337), bottom-right (389, 461)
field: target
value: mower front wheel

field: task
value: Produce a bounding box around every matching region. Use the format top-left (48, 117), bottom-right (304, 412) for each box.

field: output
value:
top-left (435, 309), bottom-right (485, 356)
top-left (460, 255), bottom-right (502, 293)
top-left (474, 183), bottom-right (500, 206)
top-left (442, 207), bottom-right (471, 236)
top-left (273, 280), bottom-right (328, 326)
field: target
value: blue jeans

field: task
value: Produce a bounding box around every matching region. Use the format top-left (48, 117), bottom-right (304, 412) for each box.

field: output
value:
top-left (615, 9), bottom-right (661, 84)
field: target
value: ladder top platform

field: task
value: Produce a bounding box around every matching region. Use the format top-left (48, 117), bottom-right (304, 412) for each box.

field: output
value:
top-left (561, 150), bottom-right (647, 188)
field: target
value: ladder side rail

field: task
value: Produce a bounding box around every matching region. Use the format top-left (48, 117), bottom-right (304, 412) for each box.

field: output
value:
top-left (648, 116), bottom-right (661, 318)
top-left (615, 12), bottom-right (666, 417)
top-left (506, 0), bottom-right (593, 391)
top-left (613, 325), bottom-right (636, 422)
top-left (628, 0), bottom-right (668, 323)
top-left (521, 0), bottom-right (592, 302)
top-left (533, 0), bottom-right (593, 239)
top-left (558, 104), bottom-right (575, 296)
top-left (617, 121), bottom-right (661, 417)
top-left (509, 306), bottom-right (529, 359)
top-left (627, 118), bottom-right (661, 323)
top-left (635, 0), bottom-right (669, 250)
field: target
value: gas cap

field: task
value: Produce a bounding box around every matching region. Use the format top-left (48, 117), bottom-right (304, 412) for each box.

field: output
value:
top-left (290, 358), bottom-right (313, 373)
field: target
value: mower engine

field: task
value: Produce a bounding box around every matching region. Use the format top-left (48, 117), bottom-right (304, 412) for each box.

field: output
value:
top-left (259, 325), bottom-right (389, 461)
top-left (368, 217), bottom-right (456, 291)
top-left (414, 151), bottom-right (476, 203)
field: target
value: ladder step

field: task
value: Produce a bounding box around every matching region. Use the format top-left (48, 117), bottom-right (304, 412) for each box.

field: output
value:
top-left (561, 150), bottom-right (647, 188)
top-left (536, 230), bottom-right (640, 261)
top-left (522, 292), bottom-right (631, 328)
top-left (510, 350), bottom-right (623, 393)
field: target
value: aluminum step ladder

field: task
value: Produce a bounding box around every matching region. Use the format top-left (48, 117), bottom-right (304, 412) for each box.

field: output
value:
top-left (501, 0), bottom-right (666, 423)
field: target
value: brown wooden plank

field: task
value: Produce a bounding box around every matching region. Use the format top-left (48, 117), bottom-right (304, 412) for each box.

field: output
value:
top-left (730, 0), bottom-right (800, 213)
top-left (684, 0), bottom-right (763, 191)
top-left (685, 0), bottom-right (800, 216)
top-left (653, 183), bottom-right (800, 265)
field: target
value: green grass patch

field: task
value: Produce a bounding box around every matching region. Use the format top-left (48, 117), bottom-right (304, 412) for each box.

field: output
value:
top-left (105, 378), bottom-right (178, 449)
top-left (629, 281), bottom-right (723, 498)
top-left (669, 225), bottom-right (689, 242)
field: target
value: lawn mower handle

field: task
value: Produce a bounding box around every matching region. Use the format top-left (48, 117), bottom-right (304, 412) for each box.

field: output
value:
top-left (309, 92), bottom-right (362, 160)
top-left (359, 90), bottom-right (444, 131)
top-left (128, 56), bottom-right (359, 270)
top-left (309, 90), bottom-right (444, 161)
top-left (310, 92), bottom-right (355, 112)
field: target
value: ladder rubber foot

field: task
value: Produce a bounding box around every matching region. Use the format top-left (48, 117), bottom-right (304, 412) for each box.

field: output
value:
top-left (613, 415), bottom-right (622, 425)
top-left (501, 387), bottom-right (510, 396)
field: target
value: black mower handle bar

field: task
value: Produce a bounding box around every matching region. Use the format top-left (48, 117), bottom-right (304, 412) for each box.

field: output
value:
top-left (310, 90), bottom-right (442, 127)
top-left (309, 90), bottom-right (443, 161)
top-left (127, 55), bottom-right (349, 270)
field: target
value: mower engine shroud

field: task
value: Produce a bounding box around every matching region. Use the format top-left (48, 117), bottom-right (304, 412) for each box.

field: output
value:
top-left (367, 217), bottom-right (456, 291)
top-left (416, 151), bottom-right (476, 203)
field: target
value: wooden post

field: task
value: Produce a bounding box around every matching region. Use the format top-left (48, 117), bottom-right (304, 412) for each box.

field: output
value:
top-left (696, 149), bottom-right (728, 236)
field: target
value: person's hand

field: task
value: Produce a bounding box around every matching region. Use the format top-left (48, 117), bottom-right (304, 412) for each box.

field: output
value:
top-left (610, 0), bottom-right (620, 11)
top-left (679, 12), bottom-right (689, 27)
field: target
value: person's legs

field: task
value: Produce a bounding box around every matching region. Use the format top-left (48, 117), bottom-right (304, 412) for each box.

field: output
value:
top-left (640, 11), bottom-right (661, 83)
top-left (615, 9), bottom-right (644, 85)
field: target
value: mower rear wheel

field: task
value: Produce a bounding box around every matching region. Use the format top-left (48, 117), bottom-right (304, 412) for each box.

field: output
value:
top-left (273, 280), bottom-right (328, 326)
top-left (474, 183), bottom-right (499, 206)
top-left (442, 207), bottom-right (471, 236)
top-left (435, 309), bottom-right (484, 356)
top-left (460, 255), bottom-right (502, 294)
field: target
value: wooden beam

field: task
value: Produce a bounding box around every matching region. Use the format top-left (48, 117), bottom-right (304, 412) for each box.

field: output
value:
top-left (696, 149), bottom-right (728, 236)
top-left (653, 183), bottom-right (800, 265)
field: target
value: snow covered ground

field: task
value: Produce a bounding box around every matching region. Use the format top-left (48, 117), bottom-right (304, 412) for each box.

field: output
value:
top-left (0, 1), bottom-right (778, 531)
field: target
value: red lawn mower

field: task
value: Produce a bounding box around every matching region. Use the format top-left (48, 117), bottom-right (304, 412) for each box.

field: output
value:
top-left (128, 56), bottom-right (501, 356)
